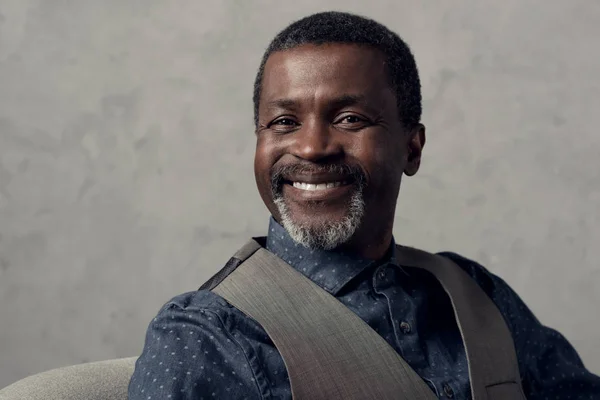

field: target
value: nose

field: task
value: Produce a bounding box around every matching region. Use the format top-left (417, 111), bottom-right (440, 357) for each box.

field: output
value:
top-left (289, 120), bottom-right (343, 162)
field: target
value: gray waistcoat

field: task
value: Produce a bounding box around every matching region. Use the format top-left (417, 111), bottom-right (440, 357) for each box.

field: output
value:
top-left (200, 238), bottom-right (526, 400)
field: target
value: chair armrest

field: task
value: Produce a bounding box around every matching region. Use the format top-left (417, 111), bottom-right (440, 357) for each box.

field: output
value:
top-left (0, 357), bottom-right (138, 400)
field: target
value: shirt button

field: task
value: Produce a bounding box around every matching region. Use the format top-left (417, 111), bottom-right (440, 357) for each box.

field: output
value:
top-left (443, 383), bottom-right (454, 398)
top-left (399, 321), bottom-right (411, 334)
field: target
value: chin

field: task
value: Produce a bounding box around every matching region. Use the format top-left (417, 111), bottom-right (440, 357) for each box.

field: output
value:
top-left (273, 192), bottom-right (365, 250)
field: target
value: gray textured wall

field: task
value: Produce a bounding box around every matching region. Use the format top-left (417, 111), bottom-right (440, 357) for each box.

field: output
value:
top-left (0, 0), bottom-right (599, 388)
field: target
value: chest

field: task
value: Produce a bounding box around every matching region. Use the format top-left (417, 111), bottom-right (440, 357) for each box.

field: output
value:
top-left (251, 266), bottom-right (473, 399)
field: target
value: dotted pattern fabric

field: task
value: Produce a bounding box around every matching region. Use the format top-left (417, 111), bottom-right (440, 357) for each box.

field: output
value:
top-left (129, 218), bottom-right (600, 399)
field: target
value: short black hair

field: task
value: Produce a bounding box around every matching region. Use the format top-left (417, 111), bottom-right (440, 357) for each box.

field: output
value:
top-left (253, 11), bottom-right (422, 129)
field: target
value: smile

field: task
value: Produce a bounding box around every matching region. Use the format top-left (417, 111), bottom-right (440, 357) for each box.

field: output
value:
top-left (282, 179), bottom-right (355, 202)
top-left (291, 181), bottom-right (350, 191)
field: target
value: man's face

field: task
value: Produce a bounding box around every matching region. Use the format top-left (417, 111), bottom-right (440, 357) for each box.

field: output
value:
top-left (254, 43), bottom-right (423, 251)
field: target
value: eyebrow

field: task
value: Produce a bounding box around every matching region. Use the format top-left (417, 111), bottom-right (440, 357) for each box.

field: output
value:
top-left (266, 98), bottom-right (300, 110)
top-left (265, 94), bottom-right (377, 113)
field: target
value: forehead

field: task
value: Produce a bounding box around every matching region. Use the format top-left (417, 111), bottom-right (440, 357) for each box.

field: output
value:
top-left (260, 43), bottom-right (393, 107)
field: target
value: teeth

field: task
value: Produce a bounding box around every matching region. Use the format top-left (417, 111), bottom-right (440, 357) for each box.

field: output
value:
top-left (292, 181), bottom-right (346, 191)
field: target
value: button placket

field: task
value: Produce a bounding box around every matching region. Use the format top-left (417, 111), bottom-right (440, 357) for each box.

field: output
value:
top-left (372, 265), bottom-right (391, 294)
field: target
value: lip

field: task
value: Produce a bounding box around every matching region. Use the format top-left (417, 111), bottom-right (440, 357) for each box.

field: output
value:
top-left (282, 172), bottom-right (353, 185)
top-left (282, 181), bottom-right (355, 202)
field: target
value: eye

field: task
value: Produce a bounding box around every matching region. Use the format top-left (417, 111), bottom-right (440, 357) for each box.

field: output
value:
top-left (335, 114), bottom-right (371, 129)
top-left (267, 117), bottom-right (300, 133)
top-left (271, 118), bottom-right (298, 126)
top-left (343, 116), bottom-right (362, 123)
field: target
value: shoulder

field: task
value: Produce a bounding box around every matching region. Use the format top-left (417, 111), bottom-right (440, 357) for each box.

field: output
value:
top-left (435, 251), bottom-right (541, 348)
top-left (131, 289), bottom-right (268, 399)
top-left (436, 253), bottom-right (600, 395)
top-left (151, 288), bottom-right (254, 330)
top-left (434, 251), bottom-right (532, 329)
top-left (160, 289), bottom-right (233, 313)
top-left (435, 251), bottom-right (511, 298)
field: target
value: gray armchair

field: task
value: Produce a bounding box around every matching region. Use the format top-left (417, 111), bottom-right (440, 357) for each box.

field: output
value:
top-left (0, 357), bottom-right (137, 400)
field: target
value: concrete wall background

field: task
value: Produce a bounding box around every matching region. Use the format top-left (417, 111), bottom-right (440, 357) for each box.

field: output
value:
top-left (1, 0), bottom-right (599, 388)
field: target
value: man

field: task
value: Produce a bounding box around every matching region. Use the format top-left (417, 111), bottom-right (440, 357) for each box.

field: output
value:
top-left (129, 11), bottom-right (600, 399)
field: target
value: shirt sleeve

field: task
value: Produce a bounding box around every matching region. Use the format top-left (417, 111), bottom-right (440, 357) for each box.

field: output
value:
top-left (128, 292), bottom-right (264, 400)
top-left (491, 278), bottom-right (600, 399)
top-left (441, 252), bottom-right (600, 398)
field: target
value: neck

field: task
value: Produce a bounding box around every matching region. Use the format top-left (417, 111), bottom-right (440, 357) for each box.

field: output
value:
top-left (338, 211), bottom-right (395, 260)
top-left (340, 227), bottom-right (393, 260)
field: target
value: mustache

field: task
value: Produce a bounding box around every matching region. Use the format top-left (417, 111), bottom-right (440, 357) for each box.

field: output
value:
top-left (270, 163), bottom-right (366, 195)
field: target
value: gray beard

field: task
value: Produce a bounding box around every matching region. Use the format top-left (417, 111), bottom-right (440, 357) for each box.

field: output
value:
top-left (273, 187), bottom-right (365, 250)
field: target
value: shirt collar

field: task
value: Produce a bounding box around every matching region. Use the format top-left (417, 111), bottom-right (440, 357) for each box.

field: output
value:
top-left (265, 217), bottom-right (400, 295)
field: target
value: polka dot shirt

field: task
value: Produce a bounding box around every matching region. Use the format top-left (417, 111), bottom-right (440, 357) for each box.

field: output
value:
top-left (129, 218), bottom-right (600, 399)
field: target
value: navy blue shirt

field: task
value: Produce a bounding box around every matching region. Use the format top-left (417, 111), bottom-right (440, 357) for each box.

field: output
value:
top-left (129, 218), bottom-right (600, 399)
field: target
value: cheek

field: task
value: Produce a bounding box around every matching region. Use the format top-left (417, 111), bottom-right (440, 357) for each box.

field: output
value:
top-left (254, 137), bottom-right (280, 192)
top-left (354, 144), bottom-right (405, 205)
top-left (356, 137), bottom-right (402, 179)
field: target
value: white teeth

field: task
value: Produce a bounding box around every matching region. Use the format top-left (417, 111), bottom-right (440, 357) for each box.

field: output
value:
top-left (292, 181), bottom-right (346, 191)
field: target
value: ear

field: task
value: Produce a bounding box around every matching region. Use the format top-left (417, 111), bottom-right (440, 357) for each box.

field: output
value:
top-left (404, 124), bottom-right (425, 177)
